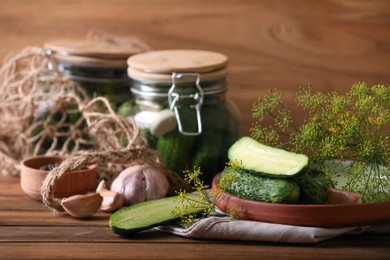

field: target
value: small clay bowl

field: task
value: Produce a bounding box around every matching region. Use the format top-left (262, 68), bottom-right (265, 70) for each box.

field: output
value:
top-left (20, 155), bottom-right (97, 200)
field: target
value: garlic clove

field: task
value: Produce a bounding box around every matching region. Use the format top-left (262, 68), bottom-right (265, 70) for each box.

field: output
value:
top-left (122, 171), bottom-right (147, 205)
top-left (143, 166), bottom-right (169, 200)
top-left (134, 111), bottom-right (160, 129)
top-left (96, 179), bottom-right (107, 193)
top-left (133, 109), bottom-right (177, 137)
top-left (96, 180), bottom-right (124, 212)
top-left (149, 109), bottom-right (177, 137)
top-left (61, 193), bottom-right (103, 218)
top-left (99, 190), bottom-right (124, 212)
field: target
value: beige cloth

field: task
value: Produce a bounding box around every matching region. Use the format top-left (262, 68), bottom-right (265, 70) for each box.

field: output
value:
top-left (157, 216), bottom-right (389, 244)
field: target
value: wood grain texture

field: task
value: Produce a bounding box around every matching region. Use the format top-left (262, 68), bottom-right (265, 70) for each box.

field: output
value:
top-left (0, 175), bottom-right (389, 259)
top-left (1, 0), bottom-right (389, 135)
top-left (1, 242), bottom-right (389, 260)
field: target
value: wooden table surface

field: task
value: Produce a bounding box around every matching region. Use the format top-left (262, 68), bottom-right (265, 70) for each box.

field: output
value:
top-left (1, 174), bottom-right (389, 260)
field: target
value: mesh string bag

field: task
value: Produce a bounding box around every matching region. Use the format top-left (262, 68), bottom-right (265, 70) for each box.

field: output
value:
top-left (0, 46), bottom-right (189, 212)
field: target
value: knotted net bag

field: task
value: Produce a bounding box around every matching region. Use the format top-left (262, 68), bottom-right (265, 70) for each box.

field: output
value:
top-left (0, 46), bottom-right (188, 212)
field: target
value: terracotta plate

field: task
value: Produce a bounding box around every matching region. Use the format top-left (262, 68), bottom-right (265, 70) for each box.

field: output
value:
top-left (212, 174), bottom-right (390, 228)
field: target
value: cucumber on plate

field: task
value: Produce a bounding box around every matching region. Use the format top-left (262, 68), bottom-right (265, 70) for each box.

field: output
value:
top-left (228, 136), bottom-right (309, 178)
top-left (221, 169), bottom-right (301, 204)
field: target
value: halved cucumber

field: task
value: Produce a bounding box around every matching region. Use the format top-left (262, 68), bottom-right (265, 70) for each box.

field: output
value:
top-left (228, 136), bottom-right (309, 178)
top-left (109, 194), bottom-right (207, 236)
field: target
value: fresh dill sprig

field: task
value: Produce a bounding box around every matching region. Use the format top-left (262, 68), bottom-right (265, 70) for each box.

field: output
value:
top-left (173, 163), bottom-right (242, 225)
top-left (250, 82), bottom-right (389, 203)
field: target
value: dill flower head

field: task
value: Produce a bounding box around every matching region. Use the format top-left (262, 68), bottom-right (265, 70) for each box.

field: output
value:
top-left (174, 164), bottom-right (242, 225)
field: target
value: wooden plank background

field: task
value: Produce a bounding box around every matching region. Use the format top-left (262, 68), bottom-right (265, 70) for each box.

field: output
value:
top-left (1, 0), bottom-right (389, 135)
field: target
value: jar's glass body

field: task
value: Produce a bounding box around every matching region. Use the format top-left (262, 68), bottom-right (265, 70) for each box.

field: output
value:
top-left (127, 77), bottom-right (240, 184)
top-left (58, 63), bottom-right (131, 109)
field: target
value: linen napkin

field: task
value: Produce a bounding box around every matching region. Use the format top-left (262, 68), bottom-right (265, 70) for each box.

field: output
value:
top-left (157, 213), bottom-right (389, 244)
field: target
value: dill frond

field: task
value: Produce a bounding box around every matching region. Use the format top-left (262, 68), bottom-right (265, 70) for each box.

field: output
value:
top-left (250, 82), bottom-right (389, 203)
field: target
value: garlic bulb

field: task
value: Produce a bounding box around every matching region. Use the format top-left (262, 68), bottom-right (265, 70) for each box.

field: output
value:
top-left (110, 165), bottom-right (169, 206)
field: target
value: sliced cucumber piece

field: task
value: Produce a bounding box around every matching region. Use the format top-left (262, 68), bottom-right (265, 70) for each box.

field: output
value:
top-left (228, 136), bottom-right (309, 178)
top-left (109, 194), bottom-right (207, 236)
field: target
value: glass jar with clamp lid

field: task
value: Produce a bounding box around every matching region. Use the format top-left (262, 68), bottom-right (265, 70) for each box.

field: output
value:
top-left (126, 49), bottom-right (241, 184)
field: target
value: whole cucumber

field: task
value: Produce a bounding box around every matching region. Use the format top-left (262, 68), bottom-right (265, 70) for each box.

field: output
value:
top-left (294, 173), bottom-right (327, 204)
top-left (220, 170), bottom-right (301, 204)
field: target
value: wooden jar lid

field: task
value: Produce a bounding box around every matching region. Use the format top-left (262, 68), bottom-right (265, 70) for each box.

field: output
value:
top-left (45, 39), bottom-right (144, 58)
top-left (52, 53), bottom-right (128, 68)
top-left (127, 49), bottom-right (228, 81)
top-left (45, 39), bottom-right (146, 67)
top-left (127, 66), bottom-right (228, 82)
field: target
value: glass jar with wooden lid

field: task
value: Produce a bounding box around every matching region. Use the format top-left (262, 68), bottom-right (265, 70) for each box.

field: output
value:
top-left (125, 49), bottom-right (241, 184)
top-left (44, 38), bottom-right (148, 109)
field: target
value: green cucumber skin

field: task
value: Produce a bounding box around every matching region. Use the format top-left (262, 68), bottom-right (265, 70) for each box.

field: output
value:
top-left (157, 129), bottom-right (195, 175)
top-left (228, 137), bottom-right (309, 178)
top-left (190, 102), bottom-right (231, 184)
top-left (221, 170), bottom-right (301, 204)
top-left (109, 194), bottom-right (206, 236)
top-left (309, 169), bottom-right (335, 193)
top-left (294, 174), bottom-right (327, 204)
top-left (190, 100), bottom-right (240, 184)
top-left (156, 99), bottom-right (197, 176)
top-left (190, 129), bottom-right (225, 184)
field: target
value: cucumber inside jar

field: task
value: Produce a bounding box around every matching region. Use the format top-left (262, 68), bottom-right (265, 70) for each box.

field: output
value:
top-left (189, 99), bottom-right (240, 184)
top-left (129, 98), bottom-right (240, 184)
top-left (44, 37), bottom-right (146, 112)
top-left (59, 64), bottom-right (132, 111)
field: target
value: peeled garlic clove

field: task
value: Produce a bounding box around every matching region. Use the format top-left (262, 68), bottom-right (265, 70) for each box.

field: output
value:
top-left (133, 110), bottom-right (177, 137)
top-left (149, 109), bottom-right (177, 137)
top-left (110, 165), bottom-right (147, 206)
top-left (61, 193), bottom-right (103, 218)
top-left (134, 111), bottom-right (159, 129)
top-left (143, 166), bottom-right (169, 200)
